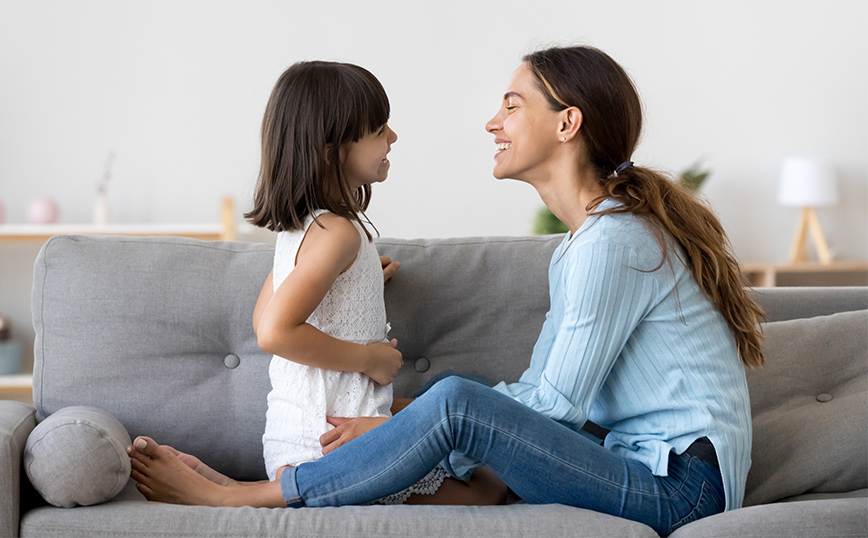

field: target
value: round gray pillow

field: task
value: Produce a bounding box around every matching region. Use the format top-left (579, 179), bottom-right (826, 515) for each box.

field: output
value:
top-left (24, 406), bottom-right (131, 507)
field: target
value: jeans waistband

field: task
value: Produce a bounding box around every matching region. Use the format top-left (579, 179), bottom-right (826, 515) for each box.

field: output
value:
top-left (684, 437), bottom-right (719, 469)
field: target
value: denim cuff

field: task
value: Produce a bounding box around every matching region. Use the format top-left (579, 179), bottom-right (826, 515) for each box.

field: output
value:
top-left (442, 451), bottom-right (476, 481)
top-left (279, 466), bottom-right (305, 508)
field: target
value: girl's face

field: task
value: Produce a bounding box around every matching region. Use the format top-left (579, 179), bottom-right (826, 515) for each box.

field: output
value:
top-left (485, 64), bottom-right (563, 183)
top-left (341, 124), bottom-right (398, 190)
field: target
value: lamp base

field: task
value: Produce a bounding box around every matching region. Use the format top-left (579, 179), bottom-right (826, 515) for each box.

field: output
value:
top-left (788, 207), bottom-right (832, 265)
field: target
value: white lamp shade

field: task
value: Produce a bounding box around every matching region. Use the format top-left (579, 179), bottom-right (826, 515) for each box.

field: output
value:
top-left (777, 157), bottom-right (838, 207)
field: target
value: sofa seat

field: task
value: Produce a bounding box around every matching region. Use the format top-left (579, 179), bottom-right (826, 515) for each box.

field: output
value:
top-left (20, 484), bottom-right (660, 538)
top-left (668, 497), bottom-right (868, 537)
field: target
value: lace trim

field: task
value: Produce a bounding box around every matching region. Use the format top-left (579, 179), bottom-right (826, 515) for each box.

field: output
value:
top-left (371, 466), bottom-right (449, 505)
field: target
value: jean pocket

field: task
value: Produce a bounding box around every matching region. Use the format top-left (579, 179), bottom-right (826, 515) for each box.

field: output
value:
top-left (669, 479), bottom-right (725, 534)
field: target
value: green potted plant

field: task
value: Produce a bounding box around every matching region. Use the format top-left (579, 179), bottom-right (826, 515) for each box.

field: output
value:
top-left (680, 161), bottom-right (711, 192)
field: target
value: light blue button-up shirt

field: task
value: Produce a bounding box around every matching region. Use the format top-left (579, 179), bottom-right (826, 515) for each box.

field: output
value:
top-left (458, 199), bottom-right (752, 511)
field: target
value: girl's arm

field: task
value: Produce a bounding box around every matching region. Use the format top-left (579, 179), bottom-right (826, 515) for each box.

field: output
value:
top-left (252, 269), bottom-right (274, 334)
top-left (255, 214), bottom-right (402, 385)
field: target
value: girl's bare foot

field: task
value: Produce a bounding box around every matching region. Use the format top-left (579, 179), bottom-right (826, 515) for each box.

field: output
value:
top-left (128, 437), bottom-right (286, 508)
top-left (128, 436), bottom-right (231, 506)
top-left (158, 444), bottom-right (239, 487)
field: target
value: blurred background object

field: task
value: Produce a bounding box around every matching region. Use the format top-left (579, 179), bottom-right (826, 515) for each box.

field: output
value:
top-left (0, 315), bottom-right (22, 375)
top-left (777, 157), bottom-right (838, 265)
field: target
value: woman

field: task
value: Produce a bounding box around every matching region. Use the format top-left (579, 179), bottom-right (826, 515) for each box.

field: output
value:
top-left (130, 45), bottom-right (763, 536)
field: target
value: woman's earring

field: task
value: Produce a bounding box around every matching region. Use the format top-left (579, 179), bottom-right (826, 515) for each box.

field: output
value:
top-left (561, 137), bottom-right (567, 142)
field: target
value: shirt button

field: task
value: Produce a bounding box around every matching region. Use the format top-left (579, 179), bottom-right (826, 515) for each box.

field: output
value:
top-left (414, 357), bottom-right (431, 373)
top-left (224, 354), bottom-right (240, 369)
top-left (816, 393), bottom-right (833, 403)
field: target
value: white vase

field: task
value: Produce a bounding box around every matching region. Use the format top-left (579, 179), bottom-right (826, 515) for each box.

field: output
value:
top-left (94, 191), bottom-right (110, 225)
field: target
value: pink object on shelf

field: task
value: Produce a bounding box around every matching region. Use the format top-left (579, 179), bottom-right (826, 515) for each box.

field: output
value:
top-left (26, 197), bottom-right (60, 224)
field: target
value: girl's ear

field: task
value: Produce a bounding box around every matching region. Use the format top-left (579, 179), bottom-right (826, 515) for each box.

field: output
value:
top-left (324, 143), bottom-right (349, 166)
top-left (557, 107), bottom-right (583, 142)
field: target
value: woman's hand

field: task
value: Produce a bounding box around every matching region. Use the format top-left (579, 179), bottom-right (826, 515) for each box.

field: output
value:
top-left (321, 416), bottom-right (389, 455)
top-left (380, 256), bottom-right (400, 282)
top-left (364, 338), bottom-right (402, 385)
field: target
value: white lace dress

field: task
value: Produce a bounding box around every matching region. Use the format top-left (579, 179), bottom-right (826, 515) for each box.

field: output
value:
top-left (262, 210), bottom-right (446, 504)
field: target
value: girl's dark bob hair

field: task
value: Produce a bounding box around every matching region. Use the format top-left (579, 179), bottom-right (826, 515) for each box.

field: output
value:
top-left (245, 61), bottom-right (390, 239)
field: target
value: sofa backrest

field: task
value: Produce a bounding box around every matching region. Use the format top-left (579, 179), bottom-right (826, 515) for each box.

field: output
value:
top-left (32, 235), bottom-right (868, 491)
top-left (31, 234), bottom-right (561, 481)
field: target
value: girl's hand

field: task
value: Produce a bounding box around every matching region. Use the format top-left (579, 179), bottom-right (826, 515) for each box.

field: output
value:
top-left (364, 338), bottom-right (402, 385)
top-left (321, 416), bottom-right (389, 455)
top-left (380, 256), bottom-right (401, 282)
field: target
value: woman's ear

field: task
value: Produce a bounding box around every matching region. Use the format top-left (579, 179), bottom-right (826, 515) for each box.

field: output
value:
top-left (557, 107), bottom-right (583, 142)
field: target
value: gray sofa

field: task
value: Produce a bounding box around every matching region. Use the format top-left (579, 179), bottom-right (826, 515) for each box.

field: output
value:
top-left (2, 234), bottom-right (866, 537)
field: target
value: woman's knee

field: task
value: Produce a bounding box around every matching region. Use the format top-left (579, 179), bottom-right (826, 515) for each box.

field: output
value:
top-left (422, 376), bottom-right (496, 420)
top-left (427, 375), bottom-right (488, 401)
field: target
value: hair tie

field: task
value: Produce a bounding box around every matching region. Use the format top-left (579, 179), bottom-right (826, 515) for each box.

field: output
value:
top-left (613, 161), bottom-right (634, 177)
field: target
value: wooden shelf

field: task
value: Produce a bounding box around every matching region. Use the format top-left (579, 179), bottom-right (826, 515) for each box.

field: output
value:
top-left (0, 196), bottom-right (236, 243)
top-left (0, 374), bottom-right (33, 405)
top-left (741, 261), bottom-right (868, 287)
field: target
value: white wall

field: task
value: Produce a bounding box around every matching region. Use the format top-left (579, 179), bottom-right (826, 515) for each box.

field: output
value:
top-left (1, 1), bottom-right (866, 370)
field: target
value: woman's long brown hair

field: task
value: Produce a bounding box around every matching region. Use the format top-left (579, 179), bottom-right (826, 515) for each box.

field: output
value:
top-left (525, 46), bottom-right (765, 369)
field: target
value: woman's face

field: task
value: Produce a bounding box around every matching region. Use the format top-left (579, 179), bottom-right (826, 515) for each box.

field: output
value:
top-left (485, 64), bottom-right (562, 183)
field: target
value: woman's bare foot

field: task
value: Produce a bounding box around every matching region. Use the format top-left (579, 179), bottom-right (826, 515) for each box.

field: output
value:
top-left (128, 436), bottom-right (285, 508)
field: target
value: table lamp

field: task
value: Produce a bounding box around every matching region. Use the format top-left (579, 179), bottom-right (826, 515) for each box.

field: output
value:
top-left (777, 157), bottom-right (838, 265)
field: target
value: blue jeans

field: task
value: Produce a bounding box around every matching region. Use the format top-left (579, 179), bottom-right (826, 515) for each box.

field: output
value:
top-left (282, 377), bottom-right (724, 536)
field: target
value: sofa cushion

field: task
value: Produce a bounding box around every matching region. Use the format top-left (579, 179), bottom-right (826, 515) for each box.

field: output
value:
top-left (32, 236), bottom-right (275, 482)
top-left (668, 498), bottom-right (867, 538)
top-left (376, 236), bottom-right (560, 397)
top-left (744, 310), bottom-right (868, 506)
top-left (24, 406), bottom-right (131, 508)
top-left (21, 496), bottom-right (661, 538)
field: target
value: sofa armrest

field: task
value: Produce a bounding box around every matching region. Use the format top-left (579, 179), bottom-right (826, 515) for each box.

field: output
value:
top-left (0, 401), bottom-right (36, 538)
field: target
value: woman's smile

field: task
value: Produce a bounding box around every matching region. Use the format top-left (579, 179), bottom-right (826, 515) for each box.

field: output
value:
top-left (485, 64), bottom-right (563, 183)
top-left (494, 141), bottom-right (512, 157)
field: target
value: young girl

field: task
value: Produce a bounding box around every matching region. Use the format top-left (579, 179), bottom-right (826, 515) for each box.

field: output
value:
top-left (248, 59), bottom-right (406, 494)
top-left (129, 60), bottom-right (505, 507)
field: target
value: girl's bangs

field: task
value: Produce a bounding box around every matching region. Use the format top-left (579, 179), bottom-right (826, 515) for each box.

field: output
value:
top-left (349, 69), bottom-right (390, 140)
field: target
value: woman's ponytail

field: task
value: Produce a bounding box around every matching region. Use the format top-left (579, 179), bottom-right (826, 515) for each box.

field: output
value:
top-left (594, 167), bottom-right (765, 369)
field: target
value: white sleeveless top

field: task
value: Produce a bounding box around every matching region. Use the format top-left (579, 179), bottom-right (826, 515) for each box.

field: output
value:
top-left (262, 210), bottom-right (392, 479)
